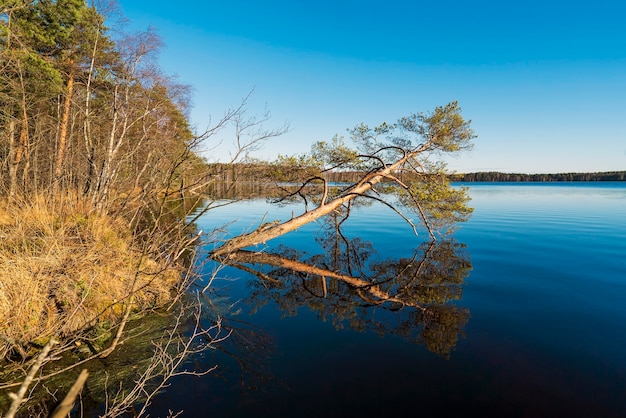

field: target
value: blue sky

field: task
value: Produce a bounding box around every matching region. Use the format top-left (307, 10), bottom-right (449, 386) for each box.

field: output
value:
top-left (115, 0), bottom-right (626, 174)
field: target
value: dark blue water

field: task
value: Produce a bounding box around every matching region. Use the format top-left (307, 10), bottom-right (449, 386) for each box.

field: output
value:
top-left (149, 183), bottom-right (626, 417)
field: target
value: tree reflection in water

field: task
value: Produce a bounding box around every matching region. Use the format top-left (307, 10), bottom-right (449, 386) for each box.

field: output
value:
top-left (215, 209), bottom-right (472, 358)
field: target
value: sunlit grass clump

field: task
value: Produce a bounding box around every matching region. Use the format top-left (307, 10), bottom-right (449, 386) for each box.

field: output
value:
top-left (0, 194), bottom-right (180, 359)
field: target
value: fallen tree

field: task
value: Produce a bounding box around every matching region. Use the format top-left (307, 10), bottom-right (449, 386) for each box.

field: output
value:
top-left (211, 101), bottom-right (475, 257)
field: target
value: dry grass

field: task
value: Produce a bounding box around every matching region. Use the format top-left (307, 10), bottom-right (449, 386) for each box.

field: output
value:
top-left (0, 194), bottom-right (181, 359)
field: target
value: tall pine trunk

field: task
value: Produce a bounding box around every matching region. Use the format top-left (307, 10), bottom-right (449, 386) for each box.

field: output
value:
top-left (54, 71), bottom-right (75, 189)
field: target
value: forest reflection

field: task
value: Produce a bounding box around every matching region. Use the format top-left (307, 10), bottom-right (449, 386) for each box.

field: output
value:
top-left (214, 211), bottom-right (473, 358)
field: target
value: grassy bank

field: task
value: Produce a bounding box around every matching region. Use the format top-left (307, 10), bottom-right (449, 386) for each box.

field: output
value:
top-left (0, 194), bottom-right (182, 360)
top-left (0, 189), bottom-right (229, 417)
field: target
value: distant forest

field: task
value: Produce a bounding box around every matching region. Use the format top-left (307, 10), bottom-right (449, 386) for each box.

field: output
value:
top-left (206, 164), bottom-right (625, 185)
top-left (449, 171), bottom-right (626, 182)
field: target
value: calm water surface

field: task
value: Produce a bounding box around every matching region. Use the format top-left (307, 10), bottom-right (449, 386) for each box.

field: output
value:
top-left (149, 182), bottom-right (626, 417)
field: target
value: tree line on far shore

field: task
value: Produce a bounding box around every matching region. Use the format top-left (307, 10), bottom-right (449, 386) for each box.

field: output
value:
top-left (204, 163), bottom-right (625, 188)
top-left (449, 171), bottom-right (626, 182)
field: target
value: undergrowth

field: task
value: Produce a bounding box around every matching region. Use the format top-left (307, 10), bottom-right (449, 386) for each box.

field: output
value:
top-left (0, 194), bottom-right (180, 360)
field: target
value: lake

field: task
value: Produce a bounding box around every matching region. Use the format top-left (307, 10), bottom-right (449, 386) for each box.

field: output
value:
top-left (147, 182), bottom-right (626, 417)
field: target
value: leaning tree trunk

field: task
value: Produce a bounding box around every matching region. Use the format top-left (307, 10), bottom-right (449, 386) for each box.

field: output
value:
top-left (210, 147), bottom-right (426, 257)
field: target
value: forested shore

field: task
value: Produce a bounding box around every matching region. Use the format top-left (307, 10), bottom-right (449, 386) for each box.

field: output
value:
top-left (0, 2), bottom-right (251, 416)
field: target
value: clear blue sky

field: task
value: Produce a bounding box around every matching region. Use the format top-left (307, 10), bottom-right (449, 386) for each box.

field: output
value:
top-left (115, 0), bottom-right (626, 174)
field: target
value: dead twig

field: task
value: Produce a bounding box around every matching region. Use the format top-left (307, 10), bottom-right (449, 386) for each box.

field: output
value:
top-left (49, 369), bottom-right (89, 418)
top-left (4, 337), bottom-right (57, 418)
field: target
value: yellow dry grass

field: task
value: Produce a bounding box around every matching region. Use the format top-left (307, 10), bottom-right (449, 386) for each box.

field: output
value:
top-left (0, 194), bottom-right (180, 357)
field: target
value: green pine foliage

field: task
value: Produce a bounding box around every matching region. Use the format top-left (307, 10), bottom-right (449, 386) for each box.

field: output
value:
top-left (1, 0), bottom-right (201, 202)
